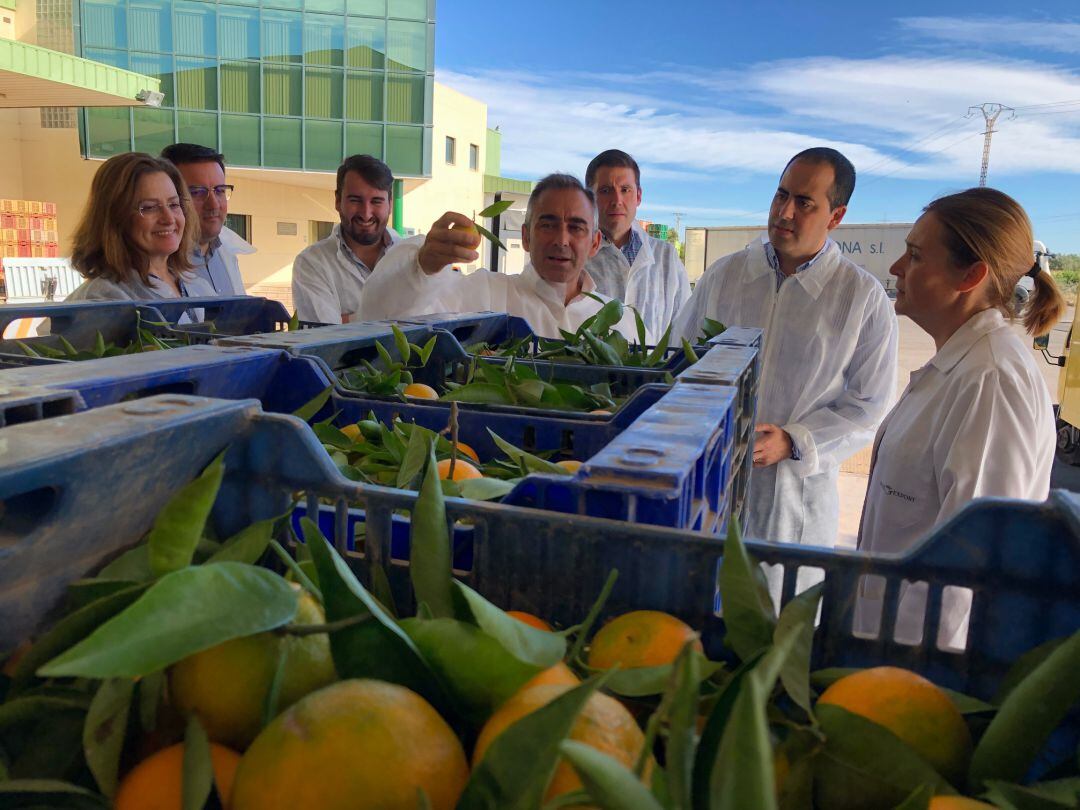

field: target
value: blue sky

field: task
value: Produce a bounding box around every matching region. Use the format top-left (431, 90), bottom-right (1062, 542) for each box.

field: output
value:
top-left (436, 2), bottom-right (1080, 252)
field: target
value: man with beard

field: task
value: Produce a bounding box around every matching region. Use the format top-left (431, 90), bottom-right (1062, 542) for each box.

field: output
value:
top-left (672, 147), bottom-right (898, 555)
top-left (292, 154), bottom-right (399, 324)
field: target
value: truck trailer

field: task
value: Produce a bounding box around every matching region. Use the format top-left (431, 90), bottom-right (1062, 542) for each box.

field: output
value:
top-left (683, 222), bottom-right (914, 291)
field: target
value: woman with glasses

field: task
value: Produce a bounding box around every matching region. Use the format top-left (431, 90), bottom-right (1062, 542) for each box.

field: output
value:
top-left (66, 152), bottom-right (216, 305)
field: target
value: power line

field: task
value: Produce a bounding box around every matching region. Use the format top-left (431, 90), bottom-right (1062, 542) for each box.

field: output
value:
top-left (860, 130), bottom-right (983, 187)
top-left (859, 115), bottom-right (971, 176)
top-left (1014, 98), bottom-right (1080, 112)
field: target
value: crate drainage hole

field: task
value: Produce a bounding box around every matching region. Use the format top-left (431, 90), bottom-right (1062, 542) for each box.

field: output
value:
top-left (619, 447), bottom-right (664, 466)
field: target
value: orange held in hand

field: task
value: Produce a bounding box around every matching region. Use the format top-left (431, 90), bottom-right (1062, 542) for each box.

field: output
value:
top-left (587, 610), bottom-right (703, 669)
top-left (436, 457), bottom-right (482, 481)
top-left (114, 742), bottom-right (241, 810)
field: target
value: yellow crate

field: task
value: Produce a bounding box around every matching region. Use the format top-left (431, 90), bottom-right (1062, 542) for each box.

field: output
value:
top-left (28, 201), bottom-right (43, 214)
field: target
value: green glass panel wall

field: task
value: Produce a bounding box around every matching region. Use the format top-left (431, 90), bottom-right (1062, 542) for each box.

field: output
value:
top-left (385, 19), bottom-right (425, 71)
top-left (218, 5), bottom-right (260, 60)
top-left (305, 120), bottom-right (342, 170)
top-left (175, 1), bottom-right (216, 56)
top-left (133, 107), bottom-right (175, 155)
top-left (305, 0), bottom-right (345, 11)
top-left (129, 0), bottom-right (172, 53)
top-left (263, 117), bottom-right (302, 168)
top-left (262, 9), bottom-right (302, 63)
top-left (220, 61), bottom-right (260, 113)
top-left (84, 48), bottom-right (128, 70)
top-left (349, 0), bottom-right (385, 15)
top-left (129, 52), bottom-right (176, 108)
top-left (385, 124), bottom-right (421, 175)
top-left (390, 0), bottom-right (428, 20)
top-left (222, 114), bottom-right (260, 165)
top-left (84, 0), bottom-right (126, 48)
top-left (346, 17), bottom-right (384, 69)
top-left (176, 58), bottom-right (217, 110)
top-left (263, 64), bottom-right (302, 116)
top-left (306, 68), bottom-right (343, 118)
top-left (86, 108), bottom-right (132, 158)
top-left (346, 122), bottom-right (382, 159)
top-left (386, 73), bottom-right (423, 123)
top-left (305, 13), bottom-right (344, 65)
top-left (177, 111), bottom-right (219, 150)
top-left (346, 71), bottom-right (382, 121)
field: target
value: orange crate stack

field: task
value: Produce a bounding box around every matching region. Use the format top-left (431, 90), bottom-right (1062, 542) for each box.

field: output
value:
top-left (0, 199), bottom-right (59, 258)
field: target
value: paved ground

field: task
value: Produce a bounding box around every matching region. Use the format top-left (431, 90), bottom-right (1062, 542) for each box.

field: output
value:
top-left (834, 306), bottom-right (1074, 548)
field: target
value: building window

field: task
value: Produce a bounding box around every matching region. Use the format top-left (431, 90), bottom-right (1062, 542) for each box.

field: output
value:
top-left (225, 213), bottom-right (251, 243)
top-left (469, 143), bottom-right (479, 171)
top-left (445, 136), bottom-right (455, 165)
top-left (310, 220), bottom-right (334, 243)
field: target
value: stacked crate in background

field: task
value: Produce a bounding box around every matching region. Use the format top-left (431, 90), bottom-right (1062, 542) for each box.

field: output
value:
top-left (0, 199), bottom-right (59, 258)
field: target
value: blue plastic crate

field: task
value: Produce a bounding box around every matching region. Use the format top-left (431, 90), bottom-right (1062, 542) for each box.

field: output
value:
top-left (2, 394), bottom-right (1077, 723)
top-left (0, 296), bottom-right (290, 366)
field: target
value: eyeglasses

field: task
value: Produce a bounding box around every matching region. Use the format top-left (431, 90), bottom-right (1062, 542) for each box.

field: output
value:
top-left (188, 184), bottom-right (234, 201)
top-left (136, 202), bottom-right (184, 219)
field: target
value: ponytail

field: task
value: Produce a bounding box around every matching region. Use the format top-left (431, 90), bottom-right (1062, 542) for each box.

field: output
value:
top-left (1023, 265), bottom-right (1066, 337)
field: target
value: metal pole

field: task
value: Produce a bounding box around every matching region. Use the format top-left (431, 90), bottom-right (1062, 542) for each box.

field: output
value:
top-left (967, 103), bottom-right (1014, 187)
top-left (489, 191), bottom-right (502, 272)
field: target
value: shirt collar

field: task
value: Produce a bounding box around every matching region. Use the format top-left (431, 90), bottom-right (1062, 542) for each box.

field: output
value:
top-left (750, 236), bottom-right (839, 299)
top-left (763, 237), bottom-right (832, 275)
top-left (334, 223), bottom-right (394, 273)
top-left (192, 236), bottom-right (223, 260)
top-left (602, 224), bottom-right (643, 249)
top-left (928, 308), bottom-right (1008, 374)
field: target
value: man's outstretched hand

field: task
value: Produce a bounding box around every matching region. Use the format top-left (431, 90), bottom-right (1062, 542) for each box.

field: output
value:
top-left (417, 211), bottom-right (483, 275)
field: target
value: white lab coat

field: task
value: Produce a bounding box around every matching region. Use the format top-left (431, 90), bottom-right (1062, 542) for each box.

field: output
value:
top-left (359, 235), bottom-right (643, 340)
top-left (291, 224), bottom-right (400, 324)
top-left (672, 236), bottom-right (898, 548)
top-left (857, 307), bottom-right (1055, 647)
top-left (216, 225), bottom-right (255, 294)
top-left (585, 221), bottom-right (691, 338)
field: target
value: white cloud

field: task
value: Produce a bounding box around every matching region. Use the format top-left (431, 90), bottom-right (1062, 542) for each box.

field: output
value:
top-left (898, 16), bottom-right (1080, 54)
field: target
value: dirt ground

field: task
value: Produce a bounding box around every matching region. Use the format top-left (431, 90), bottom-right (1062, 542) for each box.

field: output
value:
top-left (833, 306), bottom-right (1071, 549)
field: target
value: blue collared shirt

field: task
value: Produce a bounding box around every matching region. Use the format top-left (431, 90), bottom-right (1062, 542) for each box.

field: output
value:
top-left (620, 227), bottom-right (643, 266)
top-left (763, 238), bottom-right (833, 291)
top-left (190, 237), bottom-right (240, 295)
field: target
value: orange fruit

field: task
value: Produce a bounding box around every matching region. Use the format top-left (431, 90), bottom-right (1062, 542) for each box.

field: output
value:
top-left (169, 586), bottom-right (337, 750)
top-left (455, 221), bottom-right (482, 249)
top-left (114, 742), bottom-right (241, 810)
top-left (587, 610), bottom-right (703, 670)
top-left (817, 667), bottom-right (973, 802)
top-left (339, 423), bottom-right (364, 442)
top-left (556, 459), bottom-right (582, 474)
top-left (436, 457), bottom-right (482, 481)
top-left (928, 799), bottom-right (996, 810)
top-left (403, 383), bottom-right (439, 399)
top-left (453, 441), bottom-right (479, 462)
top-left (507, 610), bottom-right (552, 631)
top-left (589, 409), bottom-right (612, 415)
top-left (522, 661), bottom-right (579, 692)
top-left (472, 683), bottom-right (647, 801)
top-left (230, 679), bottom-right (468, 810)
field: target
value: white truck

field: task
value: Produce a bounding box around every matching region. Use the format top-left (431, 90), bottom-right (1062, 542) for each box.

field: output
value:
top-left (683, 223), bottom-right (914, 291)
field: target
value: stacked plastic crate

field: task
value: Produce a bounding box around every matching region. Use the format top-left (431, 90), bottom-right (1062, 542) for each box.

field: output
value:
top-left (0, 198), bottom-right (59, 259)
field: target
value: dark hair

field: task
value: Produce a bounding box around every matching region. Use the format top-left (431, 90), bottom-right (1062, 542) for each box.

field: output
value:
top-left (783, 147), bottom-right (856, 209)
top-left (925, 187), bottom-right (1065, 337)
top-left (160, 143), bottom-right (225, 172)
top-left (71, 152), bottom-right (197, 284)
top-left (585, 149), bottom-right (640, 189)
top-left (524, 173), bottom-right (598, 230)
top-left (336, 154), bottom-right (394, 197)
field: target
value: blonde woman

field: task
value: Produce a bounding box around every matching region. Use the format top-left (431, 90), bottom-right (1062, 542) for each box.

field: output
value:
top-left (857, 187), bottom-right (1065, 648)
top-left (67, 152), bottom-right (215, 303)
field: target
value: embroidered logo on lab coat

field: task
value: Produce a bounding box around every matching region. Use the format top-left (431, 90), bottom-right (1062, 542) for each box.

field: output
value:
top-left (880, 482), bottom-right (917, 503)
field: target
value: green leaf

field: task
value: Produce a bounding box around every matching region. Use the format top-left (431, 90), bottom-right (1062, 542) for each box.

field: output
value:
top-left (982, 780), bottom-right (1077, 810)
top-left (93, 331), bottom-right (106, 358)
top-left (710, 627), bottom-right (801, 810)
top-left (701, 319), bottom-right (727, 342)
top-left (560, 740), bottom-right (665, 810)
top-left (82, 678), bottom-right (134, 798)
top-left (415, 334), bottom-right (438, 366)
top-left (454, 582), bottom-right (566, 667)
top-left (0, 780), bottom-right (109, 809)
top-left (207, 513), bottom-right (282, 565)
top-left (397, 423), bottom-right (434, 489)
top-left (148, 452), bottom-right (227, 577)
top-left (97, 544), bottom-right (154, 582)
top-left (0, 695), bottom-right (92, 732)
top-left (644, 323), bottom-right (673, 367)
top-left (567, 570), bottom-right (619, 665)
top-left (440, 382), bottom-right (515, 405)
top-left (814, 704), bottom-right (953, 809)
top-left (288, 309), bottom-right (300, 331)
top-left (488, 429), bottom-right (566, 474)
top-left (718, 517), bottom-right (776, 661)
top-left (375, 337), bottom-right (396, 369)
top-left (304, 524), bottom-right (446, 707)
top-left (39, 564), bottom-right (299, 678)
top-left (681, 338), bottom-right (700, 365)
top-left (994, 638), bottom-right (1066, 705)
top-left (262, 639), bottom-right (289, 730)
top-left (58, 334), bottom-right (79, 357)
top-left (893, 784), bottom-right (935, 810)
top-left (457, 672), bottom-right (610, 810)
top-left (667, 643), bottom-right (703, 810)
top-left (458, 477), bottom-right (516, 501)
top-left (774, 583), bottom-right (822, 715)
top-left (15, 340), bottom-right (41, 358)
top-left (590, 299), bottom-right (625, 336)
top-left (410, 442), bottom-right (455, 619)
top-left (599, 654), bottom-right (723, 698)
top-left (473, 221), bottom-right (507, 252)
top-left (269, 539), bottom-right (323, 603)
top-left (292, 385), bottom-right (333, 422)
top-left (479, 199), bottom-right (514, 218)
top-left (970, 629), bottom-right (1080, 789)
top-left (182, 716), bottom-right (213, 810)
top-left (138, 670), bottom-right (165, 732)
top-left (9, 584), bottom-right (148, 692)
top-left (392, 324), bottom-right (412, 365)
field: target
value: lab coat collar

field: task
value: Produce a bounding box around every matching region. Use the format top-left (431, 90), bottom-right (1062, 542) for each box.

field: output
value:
top-left (928, 307), bottom-right (1008, 374)
top-left (521, 262), bottom-right (597, 307)
top-left (747, 236), bottom-right (841, 300)
top-left (600, 221), bottom-right (653, 264)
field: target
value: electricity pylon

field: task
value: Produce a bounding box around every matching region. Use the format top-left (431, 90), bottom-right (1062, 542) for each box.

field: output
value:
top-left (967, 103), bottom-right (1014, 186)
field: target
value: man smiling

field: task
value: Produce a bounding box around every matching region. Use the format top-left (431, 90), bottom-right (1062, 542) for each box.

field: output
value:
top-left (360, 173), bottom-right (640, 340)
top-left (292, 154), bottom-right (399, 324)
top-left (673, 147), bottom-right (897, 551)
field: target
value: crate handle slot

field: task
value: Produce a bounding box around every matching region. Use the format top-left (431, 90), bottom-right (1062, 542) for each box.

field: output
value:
top-left (0, 486), bottom-right (60, 547)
